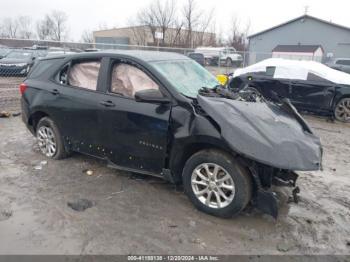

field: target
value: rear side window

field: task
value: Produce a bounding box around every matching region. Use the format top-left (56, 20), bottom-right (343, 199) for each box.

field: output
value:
top-left (57, 59), bottom-right (101, 91)
top-left (67, 61), bottom-right (101, 90)
top-left (266, 66), bottom-right (276, 77)
top-left (28, 58), bottom-right (62, 79)
top-left (307, 72), bottom-right (331, 83)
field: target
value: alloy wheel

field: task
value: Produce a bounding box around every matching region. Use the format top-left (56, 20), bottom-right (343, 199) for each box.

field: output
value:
top-left (191, 163), bottom-right (235, 209)
top-left (335, 98), bottom-right (350, 122)
top-left (37, 126), bottom-right (57, 157)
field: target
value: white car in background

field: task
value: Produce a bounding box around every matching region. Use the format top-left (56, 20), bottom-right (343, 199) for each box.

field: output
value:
top-left (195, 46), bottom-right (243, 67)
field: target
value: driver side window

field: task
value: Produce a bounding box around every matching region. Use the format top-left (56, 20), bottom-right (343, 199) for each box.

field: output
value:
top-left (110, 63), bottom-right (159, 98)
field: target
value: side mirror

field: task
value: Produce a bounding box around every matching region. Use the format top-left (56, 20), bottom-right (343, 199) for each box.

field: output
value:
top-left (216, 74), bottom-right (229, 86)
top-left (135, 89), bottom-right (170, 104)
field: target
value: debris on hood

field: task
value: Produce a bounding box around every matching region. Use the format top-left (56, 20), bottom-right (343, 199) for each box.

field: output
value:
top-left (197, 86), bottom-right (322, 171)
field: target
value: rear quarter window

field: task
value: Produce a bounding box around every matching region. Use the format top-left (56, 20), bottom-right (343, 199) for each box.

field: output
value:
top-left (28, 58), bottom-right (63, 79)
top-left (307, 72), bottom-right (332, 83)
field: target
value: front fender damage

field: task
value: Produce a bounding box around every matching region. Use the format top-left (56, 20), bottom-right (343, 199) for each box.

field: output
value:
top-left (244, 161), bottom-right (299, 218)
top-left (197, 94), bottom-right (322, 218)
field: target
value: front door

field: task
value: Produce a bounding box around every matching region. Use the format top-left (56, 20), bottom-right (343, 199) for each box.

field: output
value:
top-left (98, 60), bottom-right (171, 174)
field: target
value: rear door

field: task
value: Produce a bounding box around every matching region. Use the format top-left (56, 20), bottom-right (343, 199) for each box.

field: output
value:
top-left (290, 72), bottom-right (335, 111)
top-left (48, 56), bottom-right (107, 157)
top-left (98, 58), bottom-right (172, 174)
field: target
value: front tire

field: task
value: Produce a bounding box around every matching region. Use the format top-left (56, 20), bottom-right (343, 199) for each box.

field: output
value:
top-left (36, 117), bottom-right (69, 159)
top-left (334, 97), bottom-right (350, 122)
top-left (183, 149), bottom-right (252, 218)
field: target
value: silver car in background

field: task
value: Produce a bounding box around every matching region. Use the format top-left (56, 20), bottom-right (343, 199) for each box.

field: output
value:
top-left (327, 58), bottom-right (350, 74)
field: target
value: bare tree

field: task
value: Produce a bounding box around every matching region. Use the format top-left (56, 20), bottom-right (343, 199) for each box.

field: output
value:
top-left (17, 16), bottom-right (35, 39)
top-left (195, 8), bottom-right (215, 46)
top-left (36, 10), bottom-right (68, 41)
top-left (136, 7), bottom-right (158, 44)
top-left (167, 18), bottom-right (184, 46)
top-left (50, 10), bottom-right (68, 41)
top-left (1, 18), bottom-right (19, 38)
top-left (227, 16), bottom-right (250, 51)
top-left (81, 29), bottom-right (94, 43)
top-left (182, 0), bottom-right (203, 48)
top-left (36, 15), bottom-right (54, 40)
top-left (136, 0), bottom-right (176, 45)
top-left (152, 0), bottom-right (176, 44)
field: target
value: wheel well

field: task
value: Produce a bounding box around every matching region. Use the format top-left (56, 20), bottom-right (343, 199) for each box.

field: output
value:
top-left (28, 111), bottom-right (49, 132)
top-left (171, 143), bottom-right (235, 183)
top-left (333, 95), bottom-right (350, 109)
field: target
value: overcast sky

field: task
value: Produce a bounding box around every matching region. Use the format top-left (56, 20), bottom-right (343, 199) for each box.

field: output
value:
top-left (1, 0), bottom-right (349, 41)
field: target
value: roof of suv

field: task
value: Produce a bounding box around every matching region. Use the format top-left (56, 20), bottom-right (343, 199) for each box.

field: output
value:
top-left (42, 50), bottom-right (190, 62)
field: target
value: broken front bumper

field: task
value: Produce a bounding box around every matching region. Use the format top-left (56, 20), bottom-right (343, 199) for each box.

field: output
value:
top-left (248, 163), bottom-right (300, 218)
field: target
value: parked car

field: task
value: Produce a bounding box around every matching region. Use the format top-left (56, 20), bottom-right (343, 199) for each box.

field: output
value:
top-left (195, 47), bottom-right (243, 67)
top-left (187, 52), bottom-right (205, 66)
top-left (0, 49), bottom-right (47, 76)
top-left (46, 50), bottom-right (76, 57)
top-left (20, 51), bottom-right (322, 218)
top-left (230, 58), bottom-right (350, 122)
top-left (326, 58), bottom-right (350, 74)
top-left (0, 48), bottom-right (10, 59)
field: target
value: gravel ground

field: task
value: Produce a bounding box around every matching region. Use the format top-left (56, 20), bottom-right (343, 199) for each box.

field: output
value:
top-left (1, 112), bottom-right (350, 255)
top-left (0, 77), bottom-right (24, 113)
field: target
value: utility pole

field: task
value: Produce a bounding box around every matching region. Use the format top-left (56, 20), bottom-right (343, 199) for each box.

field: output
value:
top-left (304, 5), bottom-right (309, 15)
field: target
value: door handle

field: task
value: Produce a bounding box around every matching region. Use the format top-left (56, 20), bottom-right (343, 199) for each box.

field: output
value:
top-left (100, 100), bottom-right (115, 107)
top-left (51, 89), bottom-right (60, 95)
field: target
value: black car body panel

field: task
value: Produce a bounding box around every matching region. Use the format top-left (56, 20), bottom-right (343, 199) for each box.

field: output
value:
top-left (21, 51), bottom-right (323, 217)
top-left (229, 73), bottom-right (350, 115)
top-left (197, 95), bottom-right (322, 171)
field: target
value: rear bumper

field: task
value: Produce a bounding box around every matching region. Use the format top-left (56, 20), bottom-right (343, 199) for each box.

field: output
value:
top-left (21, 97), bottom-right (34, 135)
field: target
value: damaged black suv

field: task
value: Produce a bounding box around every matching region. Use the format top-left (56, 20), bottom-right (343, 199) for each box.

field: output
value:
top-left (21, 51), bottom-right (322, 218)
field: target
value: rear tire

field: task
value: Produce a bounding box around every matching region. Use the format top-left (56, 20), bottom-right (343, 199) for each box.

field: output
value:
top-left (36, 117), bottom-right (69, 160)
top-left (182, 149), bottom-right (252, 218)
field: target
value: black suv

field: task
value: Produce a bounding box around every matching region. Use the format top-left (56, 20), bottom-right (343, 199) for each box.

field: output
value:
top-left (21, 51), bottom-right (322, 218)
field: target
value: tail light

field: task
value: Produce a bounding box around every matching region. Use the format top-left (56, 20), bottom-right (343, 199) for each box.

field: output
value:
top-left (19, 83), bottom-right (27, 95)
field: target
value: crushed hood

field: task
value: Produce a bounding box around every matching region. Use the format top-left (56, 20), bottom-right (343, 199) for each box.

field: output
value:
top-left (197, 95), bottom-right (322, 171)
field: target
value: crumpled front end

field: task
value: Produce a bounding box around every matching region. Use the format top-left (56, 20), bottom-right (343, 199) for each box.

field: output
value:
top-left (197, 94), bottom-right (322, 217)
top-left (197, 95), bottom-right (322, 171)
